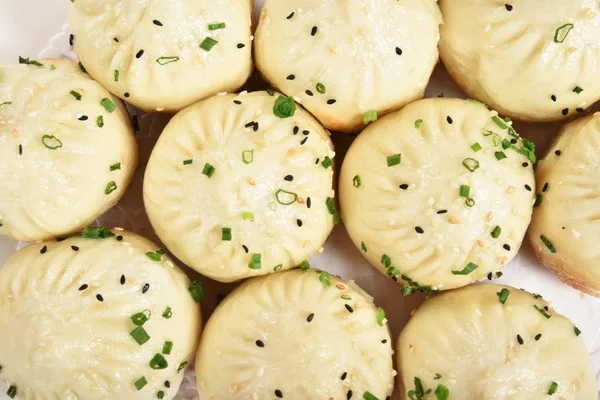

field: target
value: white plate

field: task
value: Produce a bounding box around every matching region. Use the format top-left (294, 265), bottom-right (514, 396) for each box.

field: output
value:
top-left (1, 1), bottom-right (600, 399)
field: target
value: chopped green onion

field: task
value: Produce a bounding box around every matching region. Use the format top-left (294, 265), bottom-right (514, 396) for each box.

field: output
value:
top-left (534, 304), bottom-right (552, 319)
top-left (208, 22), bottom-right (226, 30)
top-left (273, 95), bottom-right (296, 118)
top-left (319, 271), bottom-right (331, 286)
top-left (573, 86), bottom-right (583, 94)
top-left (131, 309), bottom-right (151, 326)
top-left (408, 377), bottom-right (424, 400)
top-left (105, 181), bottom-right (117, 195)
top-left (78, 61), bottom-right (87, 73)
top-left (130, 326), bottom-right (150, 345)
top-left (146, 246), bottom-right (166, 261)
top-left (110, 162), bottom-right (121, 171)
top-left (575, 326), bottom-right (581, 336)
top-left (149, 353), bottom-right (168, 370)
top-left (534, 193), bottom-right (543, 207)
top-left (363, 392), bottom-right (379, 400)
top-left (0, 101), bottom-right (12, 107)
top-left (42, 134), bottom-right (63, 150)
top-left (50, 64), bottom-right (56, 70)
top-left (183, 159), bottom-right (193, 165)
top-left (114, 69), bottom-right (119, 81)
top-left (465, 197), bottom-right (476, 207)
top-left (202, 163), bottom-right (215, 177)
top-left (434, 384), bottom-right (449, 400)
top-left (316, 82), bottom-right (326, 94)
top-left (459, 185), bottom-right (470, 198)
top-left (387, 153), bottom-right (401, 167)
top-left (177, 361), bottom-right (188, 373)
top-left (299, 260), bottom-right (310, 270)
top-left (547, 382), bottom-right (558, 395)
top-left (540, 235), bottom-right (556, 253)
top-left (321, 156), bottom-right (332, 169)
top-left (462, 158), bottom-right (480, 172)
top-left (363, 110), bottom-right (378, 124)
top-left (495, 151), bottom-right (507, 160)
top-left (471, 142), bottom-right (482, 152)
top-left (554, 23), bottom-right (573, 43)
top-left (434, 374), bottom-right (442, 380)
top-left (162, 341), bottom-right (173, 355)
top-left (452, 262), bottom-right (478, 275)
top-left (222, 227), bottom-right (232, 241)
top-left (502, 139), bottom-right (511, 150)
top-left (414, 119), bottom-right (423, 129)
top-left (81, 226), bottom-right (114, 239)
top-left (242, 212), bottom-right (255, 221)
top-left (361, 241), bottom-right (367, 252)
top-left (402, 286), bottom-right (413, 296)
top-left (497, 288), bottom-right (510, 304)
top-left (376, 307), bottom-right (385, 326)
top-left (353, 175), bottom-right (361, 188)
top-left (200, 37), bottom-right (218, 51)
top-left (274, 264), bottom-right (283, 271)
top-left (242, 150), bottom-right (254, 164)
top-left (188, 281), bottom-right (204, 302)
top-left (162, 307), bottom-right (172, 319)
top-left (6, 386), bottom-right (17, 399)
top-left (96, 116), bottom-right (104, 128)
top-left (18, 56), bottom-right (43, 66)
top-left (157, 391), bottom-right (165, 399)
top-left (326, 197), bottom-right (340, 224)
top-left (341, 294), bottom-right (352, 300)
top-left (275, 189), bottom-right (298, 205)
top-left (70, 90), bottom-right (82, 100)
top-left (493, 134), bottom-right (501, 147)
top-left (491, 116), bottom-right (508, 130)
top-left (491, 226), bottom-right (502, 238)
top-left (381, 254), bottom-right (392, 268)
top-left (387, 266), bottom-right (400, 278)
top-left (156, 56), bottom-right (180, 65)
top-left (100, 98), bottom-right (116, 113)
top-left (134, 377), bottom-right (147, 390)
top-left (249, 253), bottom-right (262, 269)
top-left (266, 89), bottom-right (275, 96)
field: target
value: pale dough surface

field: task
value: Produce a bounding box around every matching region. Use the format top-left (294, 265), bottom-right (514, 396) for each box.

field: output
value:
top-left (69, 0), bottom-right (253, 113)
top-left (340, 98), bottom-right (535, 291)
top-left (439, 0), bottom-right (600, 122)
top-left (254, 0), bottom-right (442, 133)
top-left (397, 284), bottom-right (597, 399)
top-left (529, 112), bottom-right (600, 297)
top-left (195, 268), bottom-right (394, 400)
top-left (0, 59), bottom-right (137, 242)
top-left (0, 229), bottom-right (202, 400)
top-left (144, 91), bottom-right (335, 283)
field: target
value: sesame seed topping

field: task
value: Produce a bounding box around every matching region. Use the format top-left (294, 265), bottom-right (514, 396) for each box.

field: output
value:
top-left (242, 245), bottom-right (249, 253)
top-left (577, 107), bottom-right (584, 112)
top-left (255, 340), bottom-right (265, 347)
top-left (78, 115), bottom-right (89, 121)
top-left (347, 390), bottom-right (353, 399)
top-left (562, 108), bottom-right (569, 116)
top-left (300, 137), bottom-right (308, 145)
top-left (395, 47), bottom-right (403, 55)
top-left (381, 339), bottom-right (387, 344)
top-left (275, 390), bottom-right (283, 398)
top-left (522, 162), bottom-right (529, 167)
top-left (120, 275), bottom-right (126, 285)
top-left (117, 235), bottom-right (123, 241)
top-left (311, 26), bottom-right (318, 36)
top-left (437, 210), bottom-right (448, 214)
top-left (286, 12), bottom-right (295, 19)
top-left (96, 294), bottom-right (104, 302)
top-left (307, 197), bottom-right (312, 208)
top-left (287, 74), bottom-right (295, 80)
top-left (555, 150), bottom-right (562, 156)
top-left (327, 99), bottom-right (336, 105)
top-left (505, 4), bottom-right (513, 11)
top-left (142, 283), bottom-right (150, 294)
top-left (78, 284), bottom-right (88, 291)
top-left (296, 219), bottom-right (303, 227)
top-left (345, 304), bottom-right (354, 313)
top-left (305, 90), bottom-right (313, 96)
top-left (124, 92), bottom-right (130, 98)
top-left (446, 116), bottom-right (453, 124)
top-left (237, 43), bottom-right (245, 49)
top-left (302, 130), bottom-right (309, 135)
top-left (40, 245), bottom-right (47, 254)
top-left (293, 126), bottom-right (299, 135)
top-left (69, 34), bottom-right (74, 46)
top-left (525, 184), bottom-right (532, 191)
top-left (136, 49), bottom-right (145, 58)
top-left (233, 100), bottom-right (242, 105)
top-left (153, 20), bottom-right (163, 26)
top-left (517, 334), bottom-right (524, 345)
top-left (165, 381), bottom-right (171, 388)
top-left (284, 175), bottom-right (294, 182)
top-left (535, 333), bottom-right (542, 341)
top-left (341, 372), bottom-right (347, 380)
top-left (18, 144), bottom-right (22, 155)
top-left (503, 244), bottom-right (511, 251)
top-left (307, 313), bottom-right (314, 322)
top-left (551, 95), bottom-right (557, 102)
top-left (415, 226), bottom-right (424, 234)
top-left (71, 245), bottom-right (79, 251)
top-left (113, 37), bottom-right (119, 42)
top-left (542, 183), bottom-right (549, 192)
top-left (487, 273), bottom-right (493, 280)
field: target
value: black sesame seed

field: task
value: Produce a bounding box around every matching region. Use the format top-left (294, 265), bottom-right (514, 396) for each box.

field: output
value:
top-left (256, 340), bottom-right (265, 347)
top-left (505, 4), bottom-right (513, 11)
top-left (415, 226), bottom-right (424, 234)
top-left (78, 284), bottom-right (88, 291)
top-left (275, 390), bottom-right (283, 398)
top-left (341, 372), bottom-right (347, 381)
top-left (286, 12), bottom-right (295, 19)
top-left (437, 210), bottom-right (448, 214)
top-left (69, 34), bottom-right (74, 46)
top-left (576, 107), bottom-right (584, 113)
top-left (40, 245), bottom-right (47, 254)
top-left (517, 334), bottom-right (524, 345)
top-left (96, 294), bottom-right (104, 302)
top-left (555, 150), bottom-right (562, 156)
top-left (113, 37), bottom-right (119, 43)
top-left (305, 90), bottom-right (314, 96)
top-left (233, 100), bottom-right (242, 105)
top-left (164, 381), bottom-right (171, 388)
top-left (300, 137), bottom-right (308, 145)
top-left (544, 306), bottom-right (549, 311)
top-left (315, 158), bottom-right (320, 165)
top-left (395, 47), bottom-right (403, 55)
top-left (245, 121), bottom-right (255, 128)
top-left (535, 333), bottom-right (542, 341)
top-left (120, 275), bottom-right (126, 285)
top-left (347, 390), bottom-right (353, 400)
top-left (386, 397), bottom-right (391, 400)
top-left (153, 20), bottom-right (163, 26)
top-left (542, 183), bottom-right (549, 192)
top-left (78, 115), bottom-right (88, 121)
top-left (302, 130), bottom-right (309, 135)
top-left (510, 138), bottom-right (517, 144)
top-left (522, 162), bottom-right (529, 167)
top-left (237, 43), bottom-right (245, 49)
top-left (284, 175), bottom-right (294, 181)
top-left (71, 245), bottom-right (79, 251)
top-left (18, 144), bottom-right (22, 155)
top-left (446, 116), bottom-right (453, 124)
top-left (116, 235), bottom-right (123, 241)
top-left (392, 276), bottom-right (398, 281)
top-left (326, 99), bottom-right (336, 105)
top-left (562, 226), bottom-right (566, 230)
top-left (381, 339), bottom-right (387, 344)
top-left (562, 108), bottom-right (569, 116)
top-left (524, 184), bottom-right (532, 191)
top-left (487, 272), bottom-right (493, 280)
top-left (399, 184), bottom-right (409, 190)
top-left (293, 126), bottom-right (299, 135)
top-left (345, 304), bottom-right (354, 313)
top-left (297, 219), bottom-right (303, 227)
top-left (242, 245), bottom-right (249, 253)
top-left (286, 74), bottom-right (296, 80)
top-left (551, 95), bottom-right (557, 102)
top-left (307, 197), bottom-right (312, 208)
top-left (307, 313), bottom-right (314, 322)
top-left (503, 244), bottom-right (511, 251)
top-left (136, 49), bottom-right (145, 59)
top-left (253, 122), bottom-right (259, 132)
top-left (311, 26), bottom-right (318, 36)
top-left (124, 92), bottom-right (130, 98)
top-left (142, 283), bottom-right (150, 294)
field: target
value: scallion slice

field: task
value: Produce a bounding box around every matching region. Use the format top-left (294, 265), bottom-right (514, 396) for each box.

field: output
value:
top-left (363, 110), bottom-right (377, 124)
top-left (471, 142), bottom-right (482, 152)
top-left (100, 98), bottom-right (116, 113)
top-left (547, 382), bottom-right (558, 395)
top-left (387, 153), bottom-right (401, 167)
top-left (188, 281), bottom-right (204, 302)
top-left (249, 253), bottom-right (262, 269)
top-left (242, 149), bottom-right (254, 164)
top-left (361, 241), bottom-right (367, 252)
top-left (497, 288), bottom-right (510, 304)
top-left (177, 361), bottom-right (188, 373)
top-left (162, 306), bottom-right (172, 319)
top-left (554, 23), bottom-right (573, 43)
top-left (70, 90), bottom-right (82, 100)
top-left (353, 175), bottom-right (361, 188)
top-left (183, 159), bottom-right (193, 165)
top-left (275, 189), bottom-right (298, 205)
top-left (462, 158), bottom-right (479, 172)
top-left (200, 37), bottom-right (218, 51)
top-left (202, 163), bottom-right (215, 177)
top-left (97, 116), bottom-right (104, 128)
top-left (326, 197), bottom-right (340, 224)
top-left (363, 391), bottom-right (379, 400)
top-left (316, 82), bottom-right (326, 94)
top-left (156, 56), bottom-right (180, 65)
top-left (149, 353), bottom-right (168, 370)
top-left (319, 271), bottom-right (331, 286)
top-left (465, 197), bottom-right (476, 207)
top-left (242, 211), bottom-right (254, 221)
top-left (495, 151), bottom-right (507, 160)
top-left (6, 386), bottom-right (17, 399)
top-left (208, 22), bottom-right (226, 30)
top-left (491, 226), bottom-right (501, 238)
top-left (222, 227), bottom-right (232, 241)
top-left (273, 95), bottom-right (296, 118)
top-left (414, 119), bottom-right (423, 129)
top-left (376, 307), bottom-right (385, 326)
top-left (110, 162), bottom-right (121, 171)
top-left (131, 309), bottom-right (151, 326)
top-left (321, 156), bottom-right (332, 169)
top-left (42, 134), bottom-right (63, 150)
top-left (162, 341), bottom-right (173, 355)
top-left (459, 185), bottom-right (470, 198)
top-left (130, 326), bottom-right (150, 345)
top-left (299, 260), bottom-right (310, 270)
top-left (452, 262), bottom-right (478, 275)
top-left (146, 246), bottom-right (166, 261)
top-left (134, 377), bottom-right (147, 390)
top-left (105, 181), bottom-right (117, 195)
top-left (114, 70), bottom-right (119, 82)
top-left (540, 235), bottom-right (556, 253)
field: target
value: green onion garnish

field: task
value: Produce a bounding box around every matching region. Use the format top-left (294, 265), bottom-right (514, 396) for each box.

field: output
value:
top-left (462, 158), bottom-right (479, 172)
top-left (81, 226), bottom-right (114, 239)
top-left (415, 119), bottom-right (423, 129)
top-left (249, 253), bottom-right (262, 269)
top-left (273, 95), bottom-right (296, 118)
top-left (130, 326), bottom-right (150, 345)
top-left (7, 386), bottom-right (17, 399)
top-left (554, 23), bottom-right (573, 43)
top-left (408, 377), bottom-right (424, 400)
top-left (540, 235), bottom-right (556, 253)
top-left (146, 246), bottom-right (166, 261)
top-left (495, 151), bottom-right (507, 160)
top-left (70, 90), bottom-right (82, 100)
top-left (96, 116), bottom-right (104, 128)
top-left (42, 134), bottom-right (63, 150)
top-left (299, 260), bottom-right (310, 270)
top-left (222, 227), bottom-right (232, 241)
top-left (452, 262), bottom-right (478, 275)
top-left (534, 193), bottom-right (542, 207)
top-left (387, 266), bottom-right (400, 278)
top-left (319, 271), bottom-right (331, 286)
top-left (134, 377), bottom-right (148, 390)
top-left (471, 142), bottom-right (482, 152)
top-left (242, 150), bottom-right (254, 164)
top-left (162, 306), bottom-right (172, 319)
top-left (316, 82), bottom-right (326, 94)
top-left (321, 156), bottom-right (332, 169)
top-left (387, 153), bottom-right (401, 167)
top-left (183, 159), bottom-right (193, 165)
top-left (376, 307), bottom-right (385, 326)
top-left (363, 392), bottom-right (379, 400)
top-left (202, 163), bottom-right (215, 177)
top-left (200, 37), bottom-right (218, 51)
top-left (208, 22), bottom-right (226, 30)
top-left (491, 115), bottom-right (508, 130)
top-left (575, 326), bottom-right (581, 336)
top-left (0, 101), bottom-right (12, 107)
top-left (188, 280), bottom-right (204, 302)
top-left (534, 305), bottom-right (552, 319)
top-left (434, 384), bottom-right (449, 400)
top-left (341, 294), bottom-right (352, 300)
top-left (547, 382), bottom-right (558, 395)
top-left (465, 197), bottom-right (476, 207)
top-left (78, 61), bottom-right (87, 73)
top-left (149, 353), bottom-right (168, 370)
top-left (363, 110), bottom-right (377, 124)
top-left (177, 361), bottom-right (188, 373)
top-left (381, 254), bottom-right (392, 267)
top-left (434, 374), bottom-right (442, 380)
top-left (110, 162), bottom-right (121, 171)
top-left (274, 264), bottom-right (283, 271)
top-left (100, 98), bottom-right (116, 113)
top-left (502, 139), bottom-right (511, 150)
top-left (157, 391), bottom-right (165, 399)
top-left (459, 185), bottom-right (470, 198)
top-left (497, 288), bottom-right (510, 304)
top-left (242, 211), bottom-right (254, 221)
top-left (326, 197), bottom-right (340, 224)
top-left (402, 286), bottom-right (413, 296)
top-left (361, 241), bottom-right (367, 252)
top-left (162, 341), bottom-right (173, 355)
top-left (156, 56), bottom-right (180, 65)
top-left (105, 181), bottom-right (117, 195)
top-left (114, 70), bottom-right (119, 82)
top-left (493, 134), bottom-right (501, 147)
top-left (19, 56), bottom-right (43, 66)
top-left (275, 189), bottom-right (298, 205)
top-left (491, 226), bottom-right (501, 238)
top-left (131, 309), bottom-right (151, 326)
top-left (353, 175), bottom-right (361, 188)
top-left (573, 86), bottom-right (583, 94)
